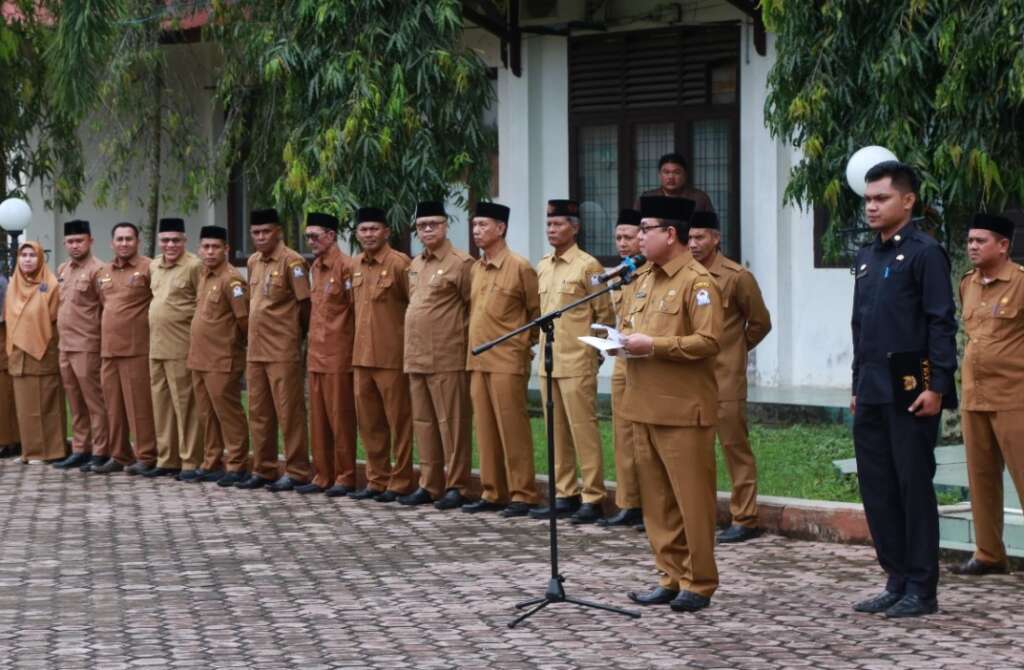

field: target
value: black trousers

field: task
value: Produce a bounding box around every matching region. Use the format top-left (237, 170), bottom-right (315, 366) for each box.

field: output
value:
top-left (853, 403), bottom-right (940, 598)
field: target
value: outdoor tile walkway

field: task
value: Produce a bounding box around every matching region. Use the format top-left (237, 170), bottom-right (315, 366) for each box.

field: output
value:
top-left (0, 460), bottom-right (1022, 669)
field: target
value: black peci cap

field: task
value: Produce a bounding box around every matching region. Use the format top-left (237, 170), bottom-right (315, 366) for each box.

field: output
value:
top-left (64, 219), bottom-right (91, 236)
top-left (546, 199), bottom-right (579, 218)
top-left (689, 211), bottom-right (719, 230)
top-left (157, 217), bottom-right (185, 233)
top-left (306, 212), bottom-right (339, 231)
top-left (616, 209), bottom-right (641, 226)
top-left (250, 208), bottom-right (280, 226)
top-left (640, 196), bottom-right (696, 222)
top-left (969, 213), bottom-right (1015, 240)
top-left (199, 226), bottom-right (228, 241)
top-left (415, 201), bottom-right (447, 219)
top-left (356, 207), bottom-right (388, 225)
top-left (474, 201), bottom-right (510, 223)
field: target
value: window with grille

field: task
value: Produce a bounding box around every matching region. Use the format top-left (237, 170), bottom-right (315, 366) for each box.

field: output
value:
top-left (569, 26), bottom-right (741, 264)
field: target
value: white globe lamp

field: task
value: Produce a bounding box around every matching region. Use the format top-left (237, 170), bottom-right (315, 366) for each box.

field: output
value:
top-left (845, 146), bottom-right (899, 196)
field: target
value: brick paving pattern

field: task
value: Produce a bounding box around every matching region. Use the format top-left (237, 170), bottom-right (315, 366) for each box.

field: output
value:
top-left (0, 460), bottom-right (1022, 669)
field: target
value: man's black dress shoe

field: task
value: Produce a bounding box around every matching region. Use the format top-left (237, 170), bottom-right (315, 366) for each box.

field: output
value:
top-left (267, 476), bottom-right (303, 492)
top-left (499, 502), bottom-right (534, 518)
top-left (598, 507), bottom-right (643, 527)
top-left (53, 453), bottom-right (90, 470)
top-left (141, 467), bottom-right (180, 478)
top-left (670, 591), bottom-right (711, 612)
top-left (884, 594), bottom-right (938, 618)
top-left (235, 475), bottom-right (273, 490)
top-left (199, 469), bottom-right (226, 482)
top-left (91, 459), bottom-right (125, 474)
top-left (295, 483), bottom-right (325, 494)
top-left (324, 485), bottom-right (353, 498)
top-left (949, 558), bottom-right (1008, 576)
top-left (80, 455), bottom-right (109, 473)
top-left (373, 490), bottom-right (401, 503)
top-left (398, 488), bottom-right (434, 506)
top-left (635, 520), bottom-right (646, 533)
top-left (434, 488), bottom-right (467, 510)
top-left (349, 487), bottom-right (384, 500)
top-left (569, 503), bottom-right (603, 525)
top-left (627, 586), bottom-right (679, 606)
top-left (528, 496), bottom-right (581, 520)
top-left (461, 499), bottom-right (505, 514)
top-left (216, 471), bottom-right (246, 487)
top-left (853, 590), bottom-right (903, 614)
top-left (176, 469), bottom-right (201, 482)
top-left (125, 462), bottom-right (154, 476)
top-left (717, 525), bottom-right (763, 544)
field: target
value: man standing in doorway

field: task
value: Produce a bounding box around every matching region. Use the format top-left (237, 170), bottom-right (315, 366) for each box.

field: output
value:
top-left (636, 152), bottom-right (714, 213)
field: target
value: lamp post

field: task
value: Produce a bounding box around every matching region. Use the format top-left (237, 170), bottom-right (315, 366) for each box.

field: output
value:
top-left (0, 197), bottom-right (32, 276)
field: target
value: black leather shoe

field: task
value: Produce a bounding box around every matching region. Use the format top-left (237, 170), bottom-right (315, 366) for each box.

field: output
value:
top-left (91, 459), bottom-right (125, 474)
top-left (235, 475), bottom-right (273, 490)
top-left (499, 502), bottom-right (534, 518)
top-left (176, 469), bottom-right (201, 482)
top-left (398, 488), bottom-right (434, 506)
top-left (949, 558), bottom-right (1009, 576)
top-left (528, 496), bottom-right (581, 519)
top-left (434, 488), bottom-right (467, 510)
top-left (200, 470), bottom-right (226, 483)
top-left (216, 471), bottom-right (245, 487)
top-left (570, 503), bottom-right (604, 525)
top-left (627, 586), bottom-right (679, 606)
top-left (373, 490), bottom-right (401, 503)
top-left (141, 467), bottom-right (180, 478)
top-left (635, 520), bottom-right (646, 533)
top-left (0, 446), bottom-right (12, 459)
top-left (853, 590), bottom-right (903, 614)
top-left (598, 507), bottom-right (643, 527)
top-left (670, 590), bottom-right (711, 612)
top-left (295, 483), bottom-right (325, 494)
top-left (461, 499), bottom-right (505, 514)
top-left (53, 453), bottom-right (90, 470)
top-left (125, 462), bottom-right (153, 476)
top-left (717, 525), bottom-right (763, 544)
top-left (349, 487), bottom-right (385, 500)
top-left (324, 485), bottom-right (353, 498)
top-left (267, 475), bottom-right (303, 492)
top-left (80, 455), bottom-right (109, 473)
top-left (884, 594), bottom-right (938, 618)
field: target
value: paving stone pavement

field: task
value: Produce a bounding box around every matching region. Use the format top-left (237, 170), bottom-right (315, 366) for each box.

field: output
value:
top-left (0, 461), bottom-right (1022, 670)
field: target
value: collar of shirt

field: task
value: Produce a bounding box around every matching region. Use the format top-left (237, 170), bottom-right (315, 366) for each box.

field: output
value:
top-left (259, 241), bottom-right (284, 263)
top-left (481, 244), bottom-right (509, 269)
top-left (203, 261), bottom-right (228, 279)
top-left (873, 221), bottom-right (917, 250)
top-left (360, 246), bottom-right (392, 267)
top-left (975, 261), bottom-right (1016, 286)
top-left (113, 255), bottom-right (140, 270)
top-left (549, 243), bottom-right (580, 265)
top-left (158, 253), bottom-right (188, 269)
top-left (705, 251), bottom-right (724, 277)
top-left (316, 244), bottom-right (341, 270)
top-left (655, 250), bottom-right (690, 278)
top-left (422, 239), bottom-right (452, 262)
top-left (68, 256), bottom-right (91, 270)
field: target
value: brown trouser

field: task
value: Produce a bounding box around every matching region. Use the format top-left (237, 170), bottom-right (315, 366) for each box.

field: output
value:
top-left (611, 362), bottom-right (641, 509)
top-left (60, 350), bottom-right (108, 456)
top-left (717, 399), bottom-right (758, 528)
top-left (470, 371), bottom-right (540, 505)
top-left (410, 371), bottom-right (472, 498)
top-left (541, 374), bottom-right (606, 504)
top-left (12, 373), bottom-right (67, 461)
top-left (354, 366), bottom-right (414, 494)
top-left (101, 355), bottom-right (157, 465)
top-left (193, 369), bottom-right (249, 474)
top-left (0, 368), bottom-right (20, 445)
top-left (634, 421), bottom-right (719, 598)
top-left (962, 408), bottom-right (1024, 565)
top-left (151, 358), bottom-right (203, 470)
top-left (247, 360), bottom-right (311, 482)
top-left (309, 371), bottom-right (357, 489)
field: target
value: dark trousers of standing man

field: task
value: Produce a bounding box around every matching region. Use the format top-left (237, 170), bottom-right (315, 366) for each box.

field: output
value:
top-left (853, 403), bottom-right (940, 599)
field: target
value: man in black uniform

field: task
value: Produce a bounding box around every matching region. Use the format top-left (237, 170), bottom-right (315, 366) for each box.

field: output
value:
top-left (850, 161), bottom-right (957, 619)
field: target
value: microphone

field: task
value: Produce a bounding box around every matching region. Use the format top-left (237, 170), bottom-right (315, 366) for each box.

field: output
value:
top-left (596, 254), bottom-right (646, 283)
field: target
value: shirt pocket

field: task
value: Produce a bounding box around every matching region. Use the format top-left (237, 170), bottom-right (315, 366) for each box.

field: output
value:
top-left (202, 289), bottom-right (223, 318)
top-left (324, 278), bottom-right (350, 306)
top-left (486, 283), bottom-right (520, 321)
top-left (372, 275), bottom-right (394, 301)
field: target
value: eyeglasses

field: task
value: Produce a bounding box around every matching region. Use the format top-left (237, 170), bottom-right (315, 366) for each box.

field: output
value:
top-left (639, 224), bottom-right (669, 233)
top-left (304, 232), bottom-right (321, 241)
top-left (415, 221), bottom-right (445, 232)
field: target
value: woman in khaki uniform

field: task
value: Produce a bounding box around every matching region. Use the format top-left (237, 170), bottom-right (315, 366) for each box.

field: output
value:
top-left (4, 241), bottom-right (66, 463)
top-left (0, 274), bottom-right (21, 456)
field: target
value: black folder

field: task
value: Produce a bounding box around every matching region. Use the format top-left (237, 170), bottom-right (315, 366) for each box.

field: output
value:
top-left (888, 351), bottom-right (932, 408)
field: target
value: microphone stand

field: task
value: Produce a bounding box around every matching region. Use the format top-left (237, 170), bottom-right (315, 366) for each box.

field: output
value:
top-left (472, 270), bottom-right (643, 628)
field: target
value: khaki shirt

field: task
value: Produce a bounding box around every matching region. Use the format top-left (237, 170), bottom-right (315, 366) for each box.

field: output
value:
top-left (57, 255), bottom-right (104, 353)
top-left (611, 265), bottom-right (649, 378)
top-left (247, 242), bottom-right (310, 363)
top-left (149, 251), bottom-right (202, 360)
top-left (536, 244), bottom-right (615, 378)
top-left (404, 240), bottom-right (474, 374)
top-left (98, 255), bottom-right (153, 359)
top-left (706, 253), bottom-right (772, 401)
top-left (637, 186), bottom-right (714, 213)
top-left (467, 245), bottom-right (540, 375)
top-left (308, 244), bottom-right (355, 374)
top-left (960, 262), bottom-right (1024, 411)
top-left (351, 246), bottom-right (410, 370)
top-left (619, 251), bottom-right (722, 426)
top-left (188, 262), bottom-right (248, 373)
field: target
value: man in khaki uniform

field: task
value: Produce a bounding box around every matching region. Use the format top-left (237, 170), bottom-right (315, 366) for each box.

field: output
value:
top-left (952, 213), bottom-right (1024, 576)
top-left (147, 218), bottom-right (203, 479)
top-left (92, 222), bottom-right (158, 474)
top-left (237, 208), bottom-right (313, 491)
top-left (53, 220), bottom-right (109, 471)
top-left (528, 199), bottom-right (614, 524)
top-left (296, 212), bottom-right (358, 497)
top-left (688, 210), bottom-right (772, 543)
top-left (600, 208), bottom-right (646, 528)
top-left (463, 202), bottom-right (542, 518)
top-left (621, 195), bottom-right (723, 613)
top-left (349, 207), bottom-right (415, 502)
top-left (401, 201), bottom-right (474, 509)
top-left (187, 226), bottom-right (249, 486)
top-left (0, 276), bottom-right (19, 458)
top-left (635, 153), bottom-right (714, 213)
